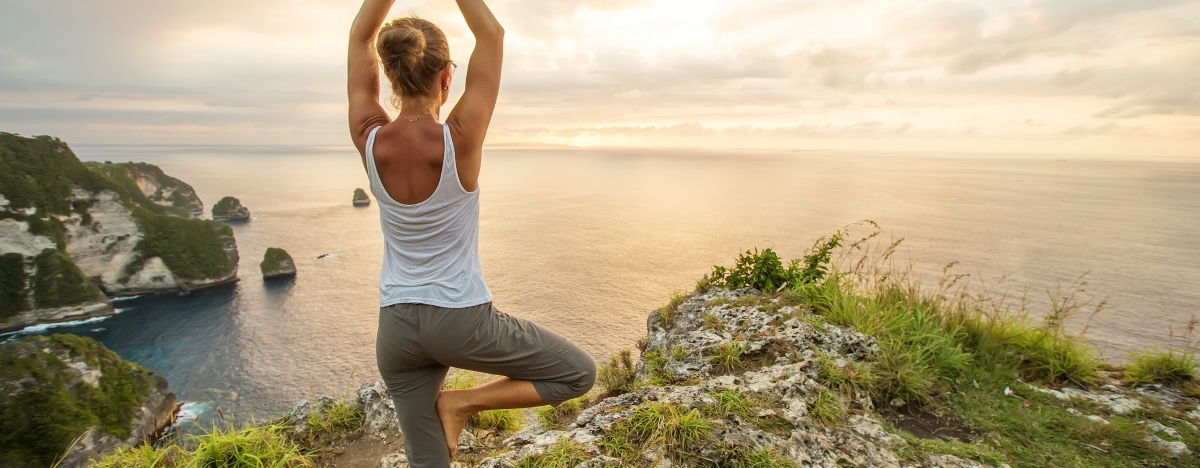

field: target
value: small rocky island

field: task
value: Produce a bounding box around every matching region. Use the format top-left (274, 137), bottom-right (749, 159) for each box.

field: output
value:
top-left (353, 188), bottom-right (370, 207)
top-left (0, 334), bottom-right (178, 468)
top-left (211, 196), bottom-right (250, 221)
top-left (260, 247), bottom-right (297, 279)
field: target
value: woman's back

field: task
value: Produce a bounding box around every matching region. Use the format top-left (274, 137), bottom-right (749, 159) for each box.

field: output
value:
top-left (364, 122), bottom-right (492, 309)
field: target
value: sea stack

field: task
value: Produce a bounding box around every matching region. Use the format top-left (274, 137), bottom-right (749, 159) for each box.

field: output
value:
top-left (212, 196), bottom-right (250, 221)
top-left (353, 188), bottom-right (371, 207)
top-left (260, 247), bottom-right (297, 279)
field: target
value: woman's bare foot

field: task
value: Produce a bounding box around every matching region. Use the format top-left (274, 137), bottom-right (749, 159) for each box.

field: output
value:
top-left (435, 389), bottom-right (474, 459)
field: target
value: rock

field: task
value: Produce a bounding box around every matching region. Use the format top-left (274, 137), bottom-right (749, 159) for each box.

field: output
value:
top-left (358, 381), bottom-right (403, 440)
top-left (378, 451), bottom-right (409, 468)
top-left (1144, 434), bottom-right (1191, 457)
top-left (260, 248), bottom-right (297, 279)
top-left (212, 196), bottom-right (251, 221)
top-left (354, 188), bottom-right (371, 207)
top-left (922, 454), bottom-right (993, 468)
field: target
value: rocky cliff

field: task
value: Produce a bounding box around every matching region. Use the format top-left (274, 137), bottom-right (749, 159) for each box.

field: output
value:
top-left (0, 132), bottom-right (239, 333)
top-left (0, 334), bottom-right (177, 468)
top-left (86, 162), bottom-right (204, 218)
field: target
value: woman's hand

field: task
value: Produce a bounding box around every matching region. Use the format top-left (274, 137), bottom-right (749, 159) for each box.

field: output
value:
top-left (347, 0), bottom-right (396, 156)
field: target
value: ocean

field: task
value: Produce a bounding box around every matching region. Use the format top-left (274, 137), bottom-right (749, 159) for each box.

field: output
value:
top-left (4, 144), bottom-right (1198, 438)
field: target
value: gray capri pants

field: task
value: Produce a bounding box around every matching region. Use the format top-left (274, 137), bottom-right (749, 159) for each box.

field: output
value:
top-left (375, 301), bottom-right (597, 468)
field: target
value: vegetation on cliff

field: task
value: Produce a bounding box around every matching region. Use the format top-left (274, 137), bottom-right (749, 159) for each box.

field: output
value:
top-left (0, 334), bottom-right (160, 468)
top-left (0, 133), bottom-right (110, 219)
top-left (126, 207), bottom-right (236, 283)
top-left (85, 162), bottom-right (204, 218)
top-left (0, 249), bottom-right (105, 321)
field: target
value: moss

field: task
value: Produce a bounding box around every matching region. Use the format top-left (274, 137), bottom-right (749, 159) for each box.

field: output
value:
top-left (0, 334), bottom-right (157, 468)
top-left (128, 207), bottom-right (236, 282)
top-left (32, 249), bottom-right (104, 309)
top-left (0, 253), bottom-right (29, 319)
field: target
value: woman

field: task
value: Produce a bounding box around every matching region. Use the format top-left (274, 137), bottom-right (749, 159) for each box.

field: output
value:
top-left (348, 1), bottom-right (597, 466)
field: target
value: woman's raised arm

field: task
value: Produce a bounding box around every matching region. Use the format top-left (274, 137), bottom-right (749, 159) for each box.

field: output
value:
top-left (348, 0), bottom-right (395, 155)
top-left (446, 0), bottom-right (504, 192)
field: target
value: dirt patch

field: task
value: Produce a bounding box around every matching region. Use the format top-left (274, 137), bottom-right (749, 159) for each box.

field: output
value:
top-left (313, 432), bottom-right (402, 468)
top-left (879, 403), bottom-right (978, 443)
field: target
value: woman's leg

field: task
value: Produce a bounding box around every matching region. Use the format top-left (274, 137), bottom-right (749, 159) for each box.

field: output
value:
top-left (377, 304), bottom-right (453, 467)
top-left (435, 376), bottom-right (543, 457)
top-left (419, 302), bottom-right (597, 453)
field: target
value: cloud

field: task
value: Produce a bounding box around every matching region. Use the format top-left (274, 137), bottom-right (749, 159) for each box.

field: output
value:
top-left (0, 0), bottom-right (1197, 157)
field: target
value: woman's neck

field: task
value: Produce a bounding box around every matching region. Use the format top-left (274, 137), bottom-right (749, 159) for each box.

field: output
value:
top-left (399, 95), bottom-right (441, 121)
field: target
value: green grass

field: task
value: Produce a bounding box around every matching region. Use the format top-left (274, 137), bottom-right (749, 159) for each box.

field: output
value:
top-left (183, 423), bottom-right (314, 468)
top-left (303, 400), bottom-right (363, 437)
top-left (536, 395), bottom-right (588, 429)
top-left (711, 445), bottom-right (798, 468)
top-left (702, 389), bottom-right (792, 435)
top-left (1125, 349), bottom-right (1198, 386)
top-left (657, 290), bottom-right (688, 325)
top-left (816, 352), bottom-right (877, 396)
top-left (598, 401), bottom-right (714, 466)
top-left (514, 438), bottom-right (590, 468)
top-left (707, 342), bottom-right (749, 374)
top-left (598, 349), bottom-right (638, 395)
top-left (807, 389), bottom-right (847, 426)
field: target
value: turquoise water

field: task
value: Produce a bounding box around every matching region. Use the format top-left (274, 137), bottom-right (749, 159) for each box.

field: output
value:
top-left (4, 145), bottom-right (1198, 437)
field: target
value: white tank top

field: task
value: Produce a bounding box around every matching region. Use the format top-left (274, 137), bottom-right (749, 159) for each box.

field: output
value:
top-left (364, 124), bottom-right (493, 308)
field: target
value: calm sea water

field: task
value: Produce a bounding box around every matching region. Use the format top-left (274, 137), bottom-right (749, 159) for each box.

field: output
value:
top-left (4, 145), bottom-right (1198, 437)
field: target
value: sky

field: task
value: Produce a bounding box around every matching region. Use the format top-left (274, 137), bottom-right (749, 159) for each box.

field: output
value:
top-left (0, 0), bottom-right (1197, 158)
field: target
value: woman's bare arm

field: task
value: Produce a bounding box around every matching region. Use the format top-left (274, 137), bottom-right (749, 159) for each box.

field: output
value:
top-left (446, 0), bottom-right (504, 192)
top-left (348, 0), bottom-right (395, 157)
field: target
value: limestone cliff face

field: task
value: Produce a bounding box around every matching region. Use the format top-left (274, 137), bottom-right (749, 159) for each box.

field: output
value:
top-left (0, 133), bottom-right (239, 332)
top-left (0, 334), bottom-right (178, 468)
